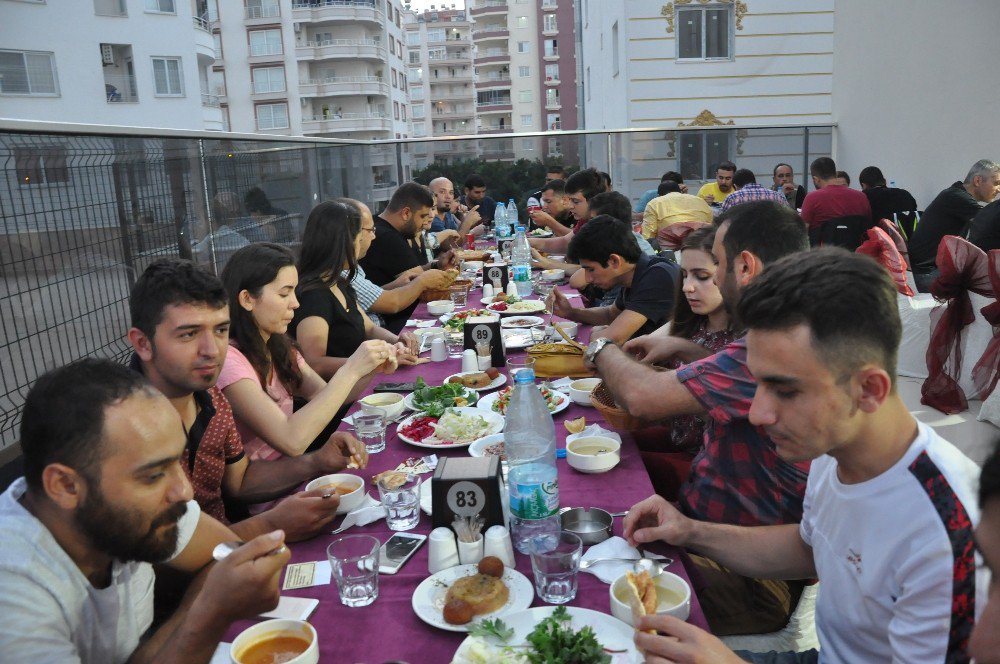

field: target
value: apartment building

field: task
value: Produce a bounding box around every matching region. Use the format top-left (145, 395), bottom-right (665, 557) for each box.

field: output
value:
top-left (1, 0), bottom-right (223, 130)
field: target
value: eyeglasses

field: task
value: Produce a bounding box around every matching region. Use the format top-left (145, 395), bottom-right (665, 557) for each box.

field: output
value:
top-left (361, 226), bottom-right (376, 236)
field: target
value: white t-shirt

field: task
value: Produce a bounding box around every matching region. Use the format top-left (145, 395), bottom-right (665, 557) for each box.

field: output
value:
top-left (0, 478), bottom-right (200, 663)
top-left (800, 422), bottom-right (986, 663)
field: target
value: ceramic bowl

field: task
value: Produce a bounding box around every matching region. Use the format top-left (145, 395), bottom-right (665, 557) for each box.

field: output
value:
top-left (230, 619), bottom-right (319, 664)
top-left (609, 571), bottom-right (691, 625)
top-left (304, 473), bottom-right (365, 514)
top-left (359, 392), bottom-right (406, 421)
top-left (567, 377), bottom-right (601, 406)
top-left (566, 436), bottom-right (621, 473)
top-left (426, 300), bottom-right (455, 316)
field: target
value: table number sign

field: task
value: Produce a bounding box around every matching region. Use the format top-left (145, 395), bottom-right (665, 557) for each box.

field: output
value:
top-left (432, 456), bottom-right (505, 530)
top-left (464, 315), bottom-right (505, 367)
top-left (483, 262), bottom-right (509, 293)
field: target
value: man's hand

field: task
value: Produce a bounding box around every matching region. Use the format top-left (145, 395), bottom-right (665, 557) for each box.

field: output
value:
top-left (435, 249), bottom-right (458, 270)
top-left (397, 330), bottom-right (420, 356)
top-left (461, 205), bottom-right (481, 228)
top-left (622, 335), bottom-right (686, 365)
top-left (417, 269), bottom-right (454, 290)
top-left (529, 209), bottom-right (558, 230)
top-left (702, 193), bottom-right (715, 205)
top-left (634, 614), bottom-right (744, 664)
top-left (198, 531), bottom-right (290, 621)
top-left (395, 341), bottom-right (419, 366)
top-left (622, 494), bottom-right (694, 548)
top-left (531, 247), bottom-right (555, 270)
top-left (312, 431), bottom-right (368, 473)
top-left (435, 230), bottom-right (461, 249)
top-left (781, 182), bottom-right (797, 196)
top-left (264, 489), bottom-right (341, 542)
top-left (546, 288), bottom-right (575, 320)
top-left (400, 266), bottom-right (424, 282)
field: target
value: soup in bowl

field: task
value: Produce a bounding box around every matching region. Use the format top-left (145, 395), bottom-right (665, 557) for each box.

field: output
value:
top-left (231, 619), bottom-right (318, 664)
top-left (305, 473), bottom-right (364, 514)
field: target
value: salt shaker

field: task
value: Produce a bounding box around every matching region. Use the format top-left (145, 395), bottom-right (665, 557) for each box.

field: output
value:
top-left (482, 283), bottom-right (495, 300)
top-left (505, 279), bottom-right (518, 298)
top-left (430, 336), bottom-right (448, 362)
top-left (461, 349), bottom-right (478, 372)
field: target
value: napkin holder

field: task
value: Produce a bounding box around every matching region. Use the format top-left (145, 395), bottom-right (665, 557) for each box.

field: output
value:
top-left (431, 456), bottom-right (505, 530)
top-left (464, 315), bottom-right (505, 367)
top-left (483, 263), bottom-right (509, 293)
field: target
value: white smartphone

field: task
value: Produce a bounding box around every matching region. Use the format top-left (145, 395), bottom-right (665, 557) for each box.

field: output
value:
top-left (378, 533), bottom-right (427, 574)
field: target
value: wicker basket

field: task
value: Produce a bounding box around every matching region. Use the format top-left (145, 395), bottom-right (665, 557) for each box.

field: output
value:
top-left (590, 380), bottom-right (647, 430)
top-left (419, 279), bottom-right (471, 303)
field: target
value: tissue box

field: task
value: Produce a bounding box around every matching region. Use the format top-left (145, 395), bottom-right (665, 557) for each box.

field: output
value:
top-left (431, 456), bottom-right (505, 530)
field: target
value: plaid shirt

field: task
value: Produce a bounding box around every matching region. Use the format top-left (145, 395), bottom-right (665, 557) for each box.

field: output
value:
top-left (675, 338), bottom-right (810, 526)
top-left (347, 265), bottom-right (384, 328)
top-left (719, 183), bottom-right (791, 214)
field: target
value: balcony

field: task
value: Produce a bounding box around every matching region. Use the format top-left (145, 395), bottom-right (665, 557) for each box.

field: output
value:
top-left (299, 76), bottom-right (388, 98)
top-left (545, 99), bottom-right (561, 111)
top-left (469, 1), bottom-right (507, 18)
top-left (201, 92), bottom-right (221, 107)
top-left (104, 74), bottom-right (138, 103)
top-left (301, 112), bottom-right (392, 134)
top-left (476, 102), bottom-right (512, 114)
top-left (291, 0), bottom-right (384, 25)
top-left (477, 124), bottom-right (512, 135)
top-left (427, 53), bottom-right (472, 65)
top-left (543, 49), bottom-right (559, 61)
top-left (475, 76), bottom-right (511, 90)
top-left (473, 51), bottom-right (510, 66)
top-left (544, 76), bottom-right (560, 86)
top-left (245, 4), bottom-right (280, 23)
top-left (542, 0), bottom-right (557, 10)
top-left (472, 29), bottom-right (509, 41)
top-left (433, 108), bottom-right (475, 119)
top-left (297, 39), bottom-right (386, 62)
top-left (430, 90), bottom-right (474, 102)
top-left (193, 18), bottom-right (216, 62)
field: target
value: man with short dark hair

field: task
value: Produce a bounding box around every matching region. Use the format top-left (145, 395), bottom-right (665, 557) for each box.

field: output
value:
top-left (525, 164), bottom-right (569, 209)
top-left (859, 165), bottom-right (918, 234)
top-left (591, 201), bottom-right (811, 636)
top-left (697, 161), bottom-right (737, 205)
top-left (127, 258), bottom-right (365, 541)
top-left (459, 173), bottom-right (496, 226)
top-left (772, 163), bottom-right (806, 208)
top-left (0, 359), bottom-right (288, 662)
top-left (800, 156), bottom-right (871, 228)
top-left (628, 249), bottom-right (985, 663)
top-left (529, 168), bottom-right (604, 254)
top-left (909, 159), bottom-right (1000, 291)
top-left (641, 180), bottom-right (713, 240)
top-left (547, 215), bottom-right (678, 344)
top-left (634, 171), bottom-right (689, 220)
top-left (527, 179), bottom-right (575, 236)
top-left (719, 168), bottom-right (790, 213)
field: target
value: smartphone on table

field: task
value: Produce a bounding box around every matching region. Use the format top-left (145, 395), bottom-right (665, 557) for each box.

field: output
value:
top-left (378, 533), bottom-right (427, 574)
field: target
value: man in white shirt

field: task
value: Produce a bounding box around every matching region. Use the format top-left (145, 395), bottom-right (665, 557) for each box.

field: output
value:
top-left (0, 358), bottom-right (289, 663)
top-left (625, 249), bottom-right (986, 663)
top-left (970, 445), bottom-right (1000, 663)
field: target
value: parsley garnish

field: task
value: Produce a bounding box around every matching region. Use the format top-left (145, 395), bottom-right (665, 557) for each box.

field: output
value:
top-left (468, 618), bottom-right (514, 642)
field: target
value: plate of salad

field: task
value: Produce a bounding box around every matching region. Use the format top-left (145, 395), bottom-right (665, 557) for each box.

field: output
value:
top-left (481, 293), bottom-right (522, 306)
top-left (403, 377), bottom-right (478, 415)
top-left (477, 386), bottom-right (569, 416)
top-left (452, 606), bottom-right (640, 663)
top-left (441, 309), bottom-right (496, 331)
top-left (396, 407), bottom-right (504, 449)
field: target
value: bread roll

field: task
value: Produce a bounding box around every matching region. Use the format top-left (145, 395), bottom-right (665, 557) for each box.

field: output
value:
top-left (626, 570), bottom-right (657, 634)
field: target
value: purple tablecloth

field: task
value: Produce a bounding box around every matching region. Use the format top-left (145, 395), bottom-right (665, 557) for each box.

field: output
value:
top-left (225, 291), bottom-right (707, 662)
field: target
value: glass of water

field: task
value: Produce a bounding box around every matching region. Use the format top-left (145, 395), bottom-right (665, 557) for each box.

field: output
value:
top-left (449, 283), bottom-right (470, 307)
top-left (530, 531), bottom-right (582, 604)
top-left (377, 473), bottom-right (421, 531)
top-left (327, 534), bottom-right (380, 607)
top-left (353, 412), bottom-right (387, 454)
top-left (446, 330), bottom-right (465, 358)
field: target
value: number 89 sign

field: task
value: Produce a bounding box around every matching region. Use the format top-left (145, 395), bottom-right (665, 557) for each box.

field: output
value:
top-left (447, 481), bottom-right (487, 517)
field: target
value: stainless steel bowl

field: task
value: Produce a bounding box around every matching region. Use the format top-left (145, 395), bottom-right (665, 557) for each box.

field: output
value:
top-left (560, 507), bottom-right (613, 545)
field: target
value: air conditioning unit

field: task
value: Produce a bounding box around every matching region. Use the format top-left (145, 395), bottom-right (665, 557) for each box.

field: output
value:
top-left (293, 22), bottom-right (302, 33)
top-left (101, 44), bottom-right (116, 66)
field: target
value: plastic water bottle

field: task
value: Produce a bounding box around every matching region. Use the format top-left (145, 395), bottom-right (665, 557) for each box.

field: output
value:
top-left (511, 225), bottom-right (532, 297)
top-left (495, 202), bottom-right (510, 239)
top-left (506, 198), bottom-right (518, 226)
top-left (505, 368), bottom-right (559, 554)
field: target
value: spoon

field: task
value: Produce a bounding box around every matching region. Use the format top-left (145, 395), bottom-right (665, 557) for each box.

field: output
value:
top-left (211, 540), bottom-right (288, 562)
top-left (579, 556), bottom-right (673, 576)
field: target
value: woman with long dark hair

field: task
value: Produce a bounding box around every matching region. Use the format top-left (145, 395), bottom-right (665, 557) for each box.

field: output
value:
top-left (292, 199), bottom-right (418, 380)
top-left (217, 242), bottom-right (398, 464)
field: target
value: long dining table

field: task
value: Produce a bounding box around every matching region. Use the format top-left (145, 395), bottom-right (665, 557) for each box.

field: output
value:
top-left (223, 281), bottom-right (708, 663)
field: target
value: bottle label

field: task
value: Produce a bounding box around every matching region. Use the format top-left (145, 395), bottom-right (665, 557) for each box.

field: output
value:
top-left (510, 478), bottom-right (559, 519)
top-left (512, 265), bottom-right (530, 283)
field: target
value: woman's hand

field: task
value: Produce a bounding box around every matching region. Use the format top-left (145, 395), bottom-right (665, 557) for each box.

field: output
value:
top-left (396, 331), bottom-right (421, 356)
top-left (394, 341), bottom-right (419, 366)
top-left (344, 340), bottom-right (397, 377)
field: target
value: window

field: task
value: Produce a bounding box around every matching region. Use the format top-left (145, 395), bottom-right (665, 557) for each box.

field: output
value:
top-left (612, 21), bottom-right (619, 75)
top-left (518, 90), bottom-right (531, 102)
top-left (213, 33), bottom-right (222, 59)
top-left (409, 51), bottom-right (421, 64)
top-left (388, 39), bottom-right (395, 56)
top-left (256, 103), bottom-right (288, 130)
top-left (427, 28), bottom-right (445, 42)
top-left (544, 63), bottom-right (558, 80)
top-left (520, 114), bottom-right (532, 127)
top-left (412, 105), bottom-right (425, 118)
top-left (545, 88), bottom-right (559, 106)
top-left (414, 121), bottom-right (425, 136)
top-left (411, 85), bottom-right (424, 100)
top-left (144, 0), bottom-right (174, 12)
top-left (586, 66), bottom-right (590, 100)
top-left (680, 130), bottom-right (732, 180)
top-left (394, 101), bottom-right (399, 120)
top-left (522, 138), bottom-right (534, 150)
top-left (94, 0), bottom-right (128, 16)
top-left (544, 39), bottom-right (557, 57)
top-left (0, 50), bottom-right (58, 95)
top-left (401, 104), bottom-right (406, 120)
top-left (408, 67), bottom-right (422, 82)
top-left (15, 147), bottom-right (68, 186)
top-left (252, 66), bottom-right (284, 93)
top-left (516, 16), bottom-right (527, 28)
top-left (406, 31), bottom-right (420, 46)
top-left (245, 0), bottom-right (278, 18)
top-left (518, 65), bottom-right (530, 77)
top-left (392, 69), bottom-right (398, 87)
top-left (397, 39), bottom-right (403, 57)
top-left (249, 29), bottom-right (282, 57)
top-left (517, 41), bottom-right (529, 53)
top-left (151, 57), bottom-right (183, 95)
top-left (677, 5), bottom-right (733, 60)
top-left (543, 14), bottom-right (557, 32)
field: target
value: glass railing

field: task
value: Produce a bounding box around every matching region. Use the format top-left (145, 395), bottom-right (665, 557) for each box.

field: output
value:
top-left (0, 120), bottom-right (832, 454)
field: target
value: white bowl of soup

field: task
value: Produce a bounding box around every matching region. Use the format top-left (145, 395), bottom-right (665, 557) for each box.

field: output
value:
top-left (426, 300), bottom-right (455, 316)
top-left (566, 436), bottom-right (621, 473)
top-left (231, 619), bottom-right (318, 664)
top-left (360, 392), bottom-right (406, 421)
top-left (567, 378), bottom-right (601, 406)
top-left (609, 571), bottom-right (691, 625)
top-left (305, 473), bottom-right (365, 514)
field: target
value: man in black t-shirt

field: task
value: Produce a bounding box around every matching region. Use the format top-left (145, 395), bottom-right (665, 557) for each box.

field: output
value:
top-left (967, 199), bottom-right (1000, 253)
top-left (547, 216), bottom-right (678, 344)
top-left (858, 166), bottom-right (918, 236)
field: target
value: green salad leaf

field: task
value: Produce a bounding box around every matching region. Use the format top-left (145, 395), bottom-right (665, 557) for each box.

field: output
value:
top-left (468, 618), bottom-right (514, 643)
top-left (523, 607), bottom-right (611, 664)
top-left (410, 377), bottom-right (477, 417)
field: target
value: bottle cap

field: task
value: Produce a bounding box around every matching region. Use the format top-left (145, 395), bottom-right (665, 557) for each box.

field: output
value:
top-left (514, 368), bottom-right (535, 383)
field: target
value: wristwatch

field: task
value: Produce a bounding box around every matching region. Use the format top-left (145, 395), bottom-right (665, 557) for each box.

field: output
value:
top-left (584, 337), bottom-right (616, 368)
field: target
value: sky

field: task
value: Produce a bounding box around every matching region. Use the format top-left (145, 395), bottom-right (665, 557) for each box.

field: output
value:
top-left (405, 0), bottom-right (466, 11)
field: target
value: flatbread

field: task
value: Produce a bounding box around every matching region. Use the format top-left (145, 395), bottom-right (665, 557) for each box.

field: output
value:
top-left (625, 570), bottom-right (657, 634)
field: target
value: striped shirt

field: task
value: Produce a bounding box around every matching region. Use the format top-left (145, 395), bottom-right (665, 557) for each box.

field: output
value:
top-left (719, 183), bottom-right (791, 213)
top-left (346, 265), bottom-right (384, 328)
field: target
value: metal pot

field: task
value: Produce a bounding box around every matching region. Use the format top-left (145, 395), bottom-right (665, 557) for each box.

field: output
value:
top-left (560, 507), bottom-right (613, 545)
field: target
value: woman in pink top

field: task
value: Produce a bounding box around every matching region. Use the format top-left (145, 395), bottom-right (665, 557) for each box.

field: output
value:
top-left (217, 243), bottom-right (399, 463)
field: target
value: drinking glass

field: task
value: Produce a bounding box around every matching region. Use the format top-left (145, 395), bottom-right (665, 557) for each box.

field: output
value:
top-left (352, 412), bottom-right (387, 454)
top-left (449, 283), bottom-right (469, 308)
top-left (327, 535), bottom-right (380, 607)
top-left (446, 330), bottom-right (465, 358)
top-left (378, 473), bottom-right (421, 531)
top-left (529, 531), bottom-right (582, 604)
top-left (506, 355), bottom-right (536, 382)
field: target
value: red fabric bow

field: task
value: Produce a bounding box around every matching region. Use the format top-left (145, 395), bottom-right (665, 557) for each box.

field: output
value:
top-left (856, 227), bottom-right (914, 296)
top-left (921, 236), bottom-right (993, 413)
top-left (657, 221), bottom-right (711, 251)
top-left (876, 218), bottom-right (909, 263)
top-left (972, 249), bottom-right (1000, 399)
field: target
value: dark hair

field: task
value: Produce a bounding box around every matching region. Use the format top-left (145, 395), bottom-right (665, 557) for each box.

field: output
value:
top-left (130, 258), bottom-right (227, 339)
top-left (733, 169), bottom-right (756, 188)
top-left (773, 163), bottom-right (793, 177)
top-left (661, 171), bottom-right (684, 184)
top-left (21, 358), bottom-right (158, 491)
top-left (716, 200), bottom-right (808, 268)
top-left (858, 166), bottom-right (886, 188)
top-left (541, 179), bottom-right (565, 195)
top-left (810, 157), bottom-right (837, 180)
top-left (545, 164), bottom-right (568, 177)
top-left (738, 248), bottom-right (901, 381)
top-left (837, 170), bottom-right (851, 186)
top-left (588, 191), bottom-right (632, 226)
top-left (982, 444), bottom-right (1000, 508)
top-left (386, 182), bottom-right (434, 213)
top-left (221, 243), bottom-right (303, 393)
top-left (599, 171), bottom-right (612, 191)
top-left (564, 168), bottom-right (604, 201)
top-left (567, 215), bottom-right (641, 266)
top-left (658, 180), bottom-right (682, 196)
top-left (717, 161), bottom-right (736, 174)
top-left (464, 173), bottom-right (486, 190)
top-left (669, 227), bottom-right (731, 340)
top-left (298, 200), bottom-right (361, 299)
top-left (244, 187), bottom-right (274, 215)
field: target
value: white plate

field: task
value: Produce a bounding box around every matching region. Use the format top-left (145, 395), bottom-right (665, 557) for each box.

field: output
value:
top-left (412, 564), bottom-right (534, 633)
top-left (439, 310), bottom-right (496, 327)
top-left (501, 328), bottom-right (536, 349)
top-left (452, 606), bottom-right (642, 662)
top-left (467, 433), bottom-right (505, 458)
top-left (444, 371), bottom-right (508, 393)
top-left (402, 386), bottom-right (478, 412)
top-left (487, 300), bottom-right (547, 316)
top-left (396, 407), bottom-right (505, 449)
top-left (480, 296), bottom-right (524, 306)
top-left (529, 228), bottom-right (553, 238)
top-left (500, 315), bottom-right (545, 329)
top-left (477, 387), bottom-right (570, 416)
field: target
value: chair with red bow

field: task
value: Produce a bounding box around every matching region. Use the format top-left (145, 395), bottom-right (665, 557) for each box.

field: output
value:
top-left (971, 249), bottom-right (1000, 400)
top-left (856, 227), bottom-right (914, 297)
top-left (875, 218), bottom-right (909, 263)
top-left (657, 220), bottom-right (711, 251)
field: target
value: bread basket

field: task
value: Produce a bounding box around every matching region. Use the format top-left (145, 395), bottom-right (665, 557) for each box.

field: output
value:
top-left (419, 278), bottom-right (471, 303)
top-left (590, 380), bottom-right (646, 430)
